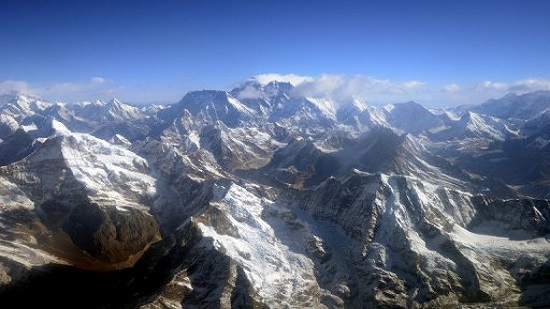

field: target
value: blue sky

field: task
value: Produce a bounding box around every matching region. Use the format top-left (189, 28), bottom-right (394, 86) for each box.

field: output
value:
top-left (1, 0), bottom-right (549, 106)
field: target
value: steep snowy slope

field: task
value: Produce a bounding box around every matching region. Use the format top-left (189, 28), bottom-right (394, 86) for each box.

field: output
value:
top-left (428, 111), bottom-right (512, 141)
top-left (0, 120), bottom-right (160, 270)
top-left (384, 101), bottom-right (444, 134)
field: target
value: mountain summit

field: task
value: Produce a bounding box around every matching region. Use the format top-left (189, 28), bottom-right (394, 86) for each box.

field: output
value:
top-left (0, 87), bottom-right (549, 308)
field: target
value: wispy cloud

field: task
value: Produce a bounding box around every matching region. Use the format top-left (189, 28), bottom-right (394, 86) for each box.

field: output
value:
top-left (2, 75), bottom-right (550, 106)
top-left (292, 74), bottom-right (429, 104)
top-left (237, 73), bottom-right (429, 104)
top-left (289, 74), bottom-right (550, 106)
top-left (444, 83), bottom-right (460, 93)
top-left (0, 77), bottom-right (121, 103)
top-left (439, 78), bottom-right (550, 106)
top-left (249, 73), bottom-right (550, 106)
top-left (90, 76), bottom-right (108, 85)
top-left (508, 78), bottom-right (550, 93)
top-left (0, 77), bottom-right (182, 104)
top-left (252, 73), bottom-right (314, 86)
top-left (477, 80), bottom-right (508, 90)
top-left (234, 85), bottom-right (263, 100)
top-left (0, 80), bottom-right (33, 95)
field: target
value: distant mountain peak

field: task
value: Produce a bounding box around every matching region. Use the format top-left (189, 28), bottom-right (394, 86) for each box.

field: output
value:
top-left (1, 85), bottom-right (550, 308)
top-left (250, 73), bottom-right (313, 86)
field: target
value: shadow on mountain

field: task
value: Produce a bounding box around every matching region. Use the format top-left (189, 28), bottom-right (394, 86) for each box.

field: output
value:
top-left (518, 259), bottom-right (550, 308)
top-left (468, 197), bottom-right (550, 240)
top-left (0, 231), bottom-right (193, 308)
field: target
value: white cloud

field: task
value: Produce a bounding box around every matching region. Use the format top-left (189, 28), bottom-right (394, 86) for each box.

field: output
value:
top-left (252, 73), bottom-right (314, 86)
top-left (0, 77), bottom-right (188, 105)
top-left (235, 85), bottom-right (263, 100)
top-left (40, 77), bottom-right (123, 102)
top-left (436, 80), bottom-right (508, 106)
top-left (90, 76), bottom-right (108, 85)
top-left (444, 84), bottom-right (460, 93)
top-left (508, 78), bottom-right (550, 93)
top-left (2, 75), bottom-right (550, 107)
top-left (286, 74), bottom-right (550, 106)
top-left (433, 78), bottom-right (550, 106)
top-left (403, 80), bottom-right (426, 89)
top-left (0, 80), bottom-right (33, 95)
top-left (477, 80), bottom-right (508, 90)
top-left (293, 74), bottom-right (345, 98)
top-left (0, 77), bottom-right (126, 103)
top-left (292, 74), bottom-right (428, 104)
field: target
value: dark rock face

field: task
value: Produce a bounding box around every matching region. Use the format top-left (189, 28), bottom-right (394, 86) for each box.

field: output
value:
top-left (61, 203), bottom-right (160, 264)
top-left (0, 129), bottom-right (34, 166)
top-left (0, 221), bottom-right (200, 309)
top-left (471, 197), bottom-right (550, 237)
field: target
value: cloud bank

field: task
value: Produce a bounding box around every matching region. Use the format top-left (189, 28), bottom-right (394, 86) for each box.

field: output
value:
top-left (2, 74), bottom-right (550, 106)
top-left (441, 78), bottom-right (550, 106)
top-left (292, 74), bottom-right (427, 103)
top-left (250, 73), bottom-right (550, 106)
top-left (0, 77), bottom-right (182, 104)
top-left (0, 77), bottom-right (121, 103)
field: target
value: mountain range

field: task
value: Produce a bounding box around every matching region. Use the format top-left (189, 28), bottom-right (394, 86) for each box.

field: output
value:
top-left (0, 78), bottom-right (549, 308)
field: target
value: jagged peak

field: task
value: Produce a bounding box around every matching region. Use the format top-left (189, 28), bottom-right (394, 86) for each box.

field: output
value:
top-left (107, 98), bottom-right (123, 106)
top-left (0, 92), bottom-right (43, 104)
top-left (50, 118), bottom-right (72, 135)
top-left (230, 78), bottom-right (295, 102)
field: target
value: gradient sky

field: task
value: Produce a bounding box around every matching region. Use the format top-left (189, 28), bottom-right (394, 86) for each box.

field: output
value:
top-left (1, 0), bottom-right (549, 106)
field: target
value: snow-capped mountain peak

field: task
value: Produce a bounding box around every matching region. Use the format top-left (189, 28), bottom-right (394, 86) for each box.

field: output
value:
top-left (1, 86), bottom-right (549, 308)
top-left (250, 73), bottom-right (313, 86)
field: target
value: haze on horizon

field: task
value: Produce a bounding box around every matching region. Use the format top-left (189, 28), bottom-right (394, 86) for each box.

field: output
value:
top-left (1, 0), bottom-right (549, 106)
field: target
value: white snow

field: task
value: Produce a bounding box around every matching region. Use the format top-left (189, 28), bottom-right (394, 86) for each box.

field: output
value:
top-left (197, 183), bottom-right (320, 307)
top-left (226, 95), bottom-right (255, 115)
top-left (21, 123), bottom-right (38, 132)
top-left (0, 239), bottom-right (68, 268)
top-left (0, 177), bottom-right (34, 213)
top-left (305, 97), bottom-right (337, 119)
top-left (351, 98), bottom-right (368, 112)
top-left (51, 119), bottom-right (72, 135)
top-left (365, 105), bottom-right (391, 127)
top-left (450, 224), bottom-right (550, 259)
top-left (51, 130), bottom-right (157, 210)
top-left (0, 114), bottom-right (18, 131)
top-left (187, 131), bottom-right (200, 147)
top-left (0, 178), bottom-right (65, 268)
top-left (465, 112), bottom-right (505, 140)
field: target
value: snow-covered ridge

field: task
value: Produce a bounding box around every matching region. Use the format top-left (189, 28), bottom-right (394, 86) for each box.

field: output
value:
top-left (0, 86), bottom-right (549, 308)
top-left (49, 121), bottom-right (157, 210)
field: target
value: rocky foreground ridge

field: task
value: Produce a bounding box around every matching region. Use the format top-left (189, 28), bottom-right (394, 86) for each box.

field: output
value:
top-left (0, 81), bottom-right (549, 308)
